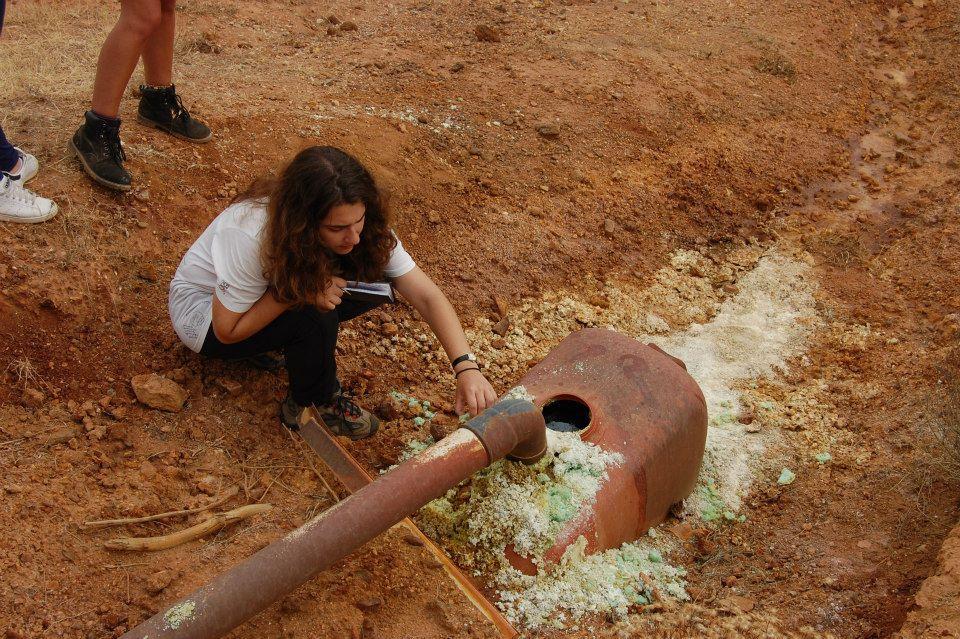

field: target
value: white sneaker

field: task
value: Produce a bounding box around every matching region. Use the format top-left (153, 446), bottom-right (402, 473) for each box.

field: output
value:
top-left (13, 148), bottom-right (39, 183)
top-left (0, 173), bottom-right (58, 224)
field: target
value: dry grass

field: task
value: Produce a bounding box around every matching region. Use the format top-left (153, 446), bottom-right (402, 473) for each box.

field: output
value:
top-left (931, 356), bottom-right (960, 483)
top-left (4, 356), bottom-right (51, 392)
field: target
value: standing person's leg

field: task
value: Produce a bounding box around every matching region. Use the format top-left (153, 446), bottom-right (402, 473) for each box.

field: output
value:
top-left (0, 0), bottom-right (12, 174)
top-left (70, 0), bottom-right (162, 191)
top-left (0, 0), bottom-right (57, 223)
top-left (137, 0), bottom-right (211, 143)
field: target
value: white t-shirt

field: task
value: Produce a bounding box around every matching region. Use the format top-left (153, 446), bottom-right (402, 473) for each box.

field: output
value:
top-left (168, 199), bottom-right (416, 352)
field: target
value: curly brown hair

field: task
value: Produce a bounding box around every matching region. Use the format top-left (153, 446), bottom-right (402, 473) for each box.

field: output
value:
top-left (234, 146), bottom-right (397, 307)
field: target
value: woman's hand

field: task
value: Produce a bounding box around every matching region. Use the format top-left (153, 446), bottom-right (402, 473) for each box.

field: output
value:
top-left (455, 368), bottom-right (498, 417)
top-left (317, 276), bottom-right (348, 311)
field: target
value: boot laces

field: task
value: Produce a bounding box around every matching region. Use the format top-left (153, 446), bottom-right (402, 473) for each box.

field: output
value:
top-left (167, 92), bottom-right (193, 124)
top-left (96, 126), bottom-right (126, 165)
top-left (330, 390), bottom-right (363, 421)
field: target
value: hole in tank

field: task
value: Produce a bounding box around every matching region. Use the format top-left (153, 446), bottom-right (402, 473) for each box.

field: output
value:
top-left (542, 397), bottom-right (591, 433)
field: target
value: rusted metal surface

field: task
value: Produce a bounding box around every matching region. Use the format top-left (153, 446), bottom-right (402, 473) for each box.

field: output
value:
top-left (298, 411), bottom-right (519, 639)
top-left (463, 397), bottom-right (548, 464)
top-left (120, 399), bottom-right (545, 639)
top-left (512, 328), bottom-right (708, 572)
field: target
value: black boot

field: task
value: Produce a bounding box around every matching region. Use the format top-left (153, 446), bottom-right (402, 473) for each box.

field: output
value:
top-left (137, 84), bottom-right (212, 143)
top-left (69, 111), bottom-right (132, 191)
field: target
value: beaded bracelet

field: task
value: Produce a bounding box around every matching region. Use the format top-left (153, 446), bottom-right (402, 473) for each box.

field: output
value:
top-left (454, 365), bottom-right (482, 379)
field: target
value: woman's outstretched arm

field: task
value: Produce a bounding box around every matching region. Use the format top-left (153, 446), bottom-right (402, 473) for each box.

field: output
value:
top-left (392, 267), bottom-right (497, 416)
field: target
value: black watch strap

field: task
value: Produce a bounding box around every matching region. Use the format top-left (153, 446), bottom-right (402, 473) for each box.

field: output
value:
top-left (451, 353), bottom-right (477, 368)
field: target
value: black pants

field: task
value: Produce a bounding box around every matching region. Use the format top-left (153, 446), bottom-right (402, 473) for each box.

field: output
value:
top-left (200, 298), bottom-right (383, 406)
top-left (0, 0), bottom-right (17, 174)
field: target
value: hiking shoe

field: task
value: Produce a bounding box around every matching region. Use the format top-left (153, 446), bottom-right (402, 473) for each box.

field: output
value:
top-left (280, 391), bottom-right (380, 440)
top-left (137, 84), bottom-right (212, 143)
top-left (0, 172), bottom-right (58, 224)
top-left (69, 111), bottom-right (131, 191)
top-left (13, 148), bottom-right (38, 183)
top-left (280, 394), bottom-right (305, 432)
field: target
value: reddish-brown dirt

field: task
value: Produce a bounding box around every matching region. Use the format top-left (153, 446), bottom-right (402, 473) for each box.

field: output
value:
top-left (1, 0), bottom-right (958, 637)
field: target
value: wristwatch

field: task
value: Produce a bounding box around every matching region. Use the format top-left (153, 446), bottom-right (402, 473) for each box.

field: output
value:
top-left (451, 353), bottom-right (477, 369)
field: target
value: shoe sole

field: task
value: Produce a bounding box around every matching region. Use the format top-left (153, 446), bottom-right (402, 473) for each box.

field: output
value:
top-left (0, 202), bottom-right (59, 224)
top-left (137, 114), bottom-right (213, 144)
top-left (67, 139), bottom-right (132, 192)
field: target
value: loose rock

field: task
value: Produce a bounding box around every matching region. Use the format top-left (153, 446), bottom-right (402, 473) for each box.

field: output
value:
top-left (145, 570), bottom-right (175, 595)
top-left (130, 374), bottom-right (187, 412)
top-left (475, 25), bottom-right (501, 42)
top-left (536, 123), bottom-right (560, 139)
top-left (355, 596), bottom-right (383, 613)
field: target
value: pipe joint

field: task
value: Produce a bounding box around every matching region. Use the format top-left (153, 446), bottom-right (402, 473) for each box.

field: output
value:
top-left (463, 398), bottom-right (547, 465)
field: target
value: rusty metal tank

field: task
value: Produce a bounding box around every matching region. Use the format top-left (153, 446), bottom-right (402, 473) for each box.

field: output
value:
top-left (505, 328), bottom-right (707, 573)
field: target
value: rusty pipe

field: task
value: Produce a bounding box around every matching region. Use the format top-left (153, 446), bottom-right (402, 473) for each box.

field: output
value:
top-left (119, 398), bottom-right (545, 639)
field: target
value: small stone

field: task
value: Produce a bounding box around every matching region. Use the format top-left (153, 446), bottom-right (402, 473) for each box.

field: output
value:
top-left (130, 374), bottom-right (187, 412)
top-left (468, 146), bottom-right (482, 156)
top-left (134, 189), bottom-right (150, 202)
top-left (327, 25), bottom-right (339, 36)
top-left (377, 397), bottom-right (403, 421)
top-left (355, 597), bottom-right (383, 613)
top-left (45, 427), bottom-right (78, 446)
top-left (722, 575), bottom-right (738, 587)
top-left (450, 61), bottom-right (465, 72)
top-left (340, 20), bottom-right (358, 31)
top-left (145, 570), bottom-right (175, 595)
top-left (475, 24), bottom-right (501, 42)
top-left (429, 420), bottom-right (448, 442)
top-left (21, 387), bottom-right (45, 409)
top-left (492, 316), bottom-right (511, 337)
top-left (603, 218), bottom-right (616, 234)
top-left (216, 378), bottom-right (242, 396)
top-left (361, 618), bottom-right (378, 639)
top-left (492, 295), bottom-right (509, 319)
top-left (382, 322), bottom-right (399, 335)
top-left (737, 408), bottom-right (755, 425)
top-left (802, 522), bottom-right (813, 531)
top-left (195, 474), bottom-right (218, 496)
top-left (490, 337), bottom-right (506, 349)
top-left (745, 423), bottom-right (761, 433)
top-left (137, 265), bottom-right (159, 283)
top-left (427, 211), bottom-right (441, 224)
top-left (361, 369), bottom-right (375, 380)
top-left (535, 123), bottom-right (560, 139)
top-left (327, 14), bottom-right (340, 24)
top-left (726, 595), bottom-right (755, 613)
top-left (101, 612), bottom-right (125, 630)
top-left (402, 531), bottom-right (425, 546)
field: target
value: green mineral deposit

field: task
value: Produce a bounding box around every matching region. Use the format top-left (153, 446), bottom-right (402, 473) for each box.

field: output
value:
top-left (547, 484), bottom-right (576, 522)
top-left (815, 452), bottom-right (832, 463)
top-left (698, 479), bottom-right (727, 522)
top-left (413, 416), bottom-right (426, 426)
top-left (759, 401), bottom-right (775, 410)
top-left (164, 601), bottom-right (196, 630)
top-left (648, 549), bottom-right (662, 563)
top-left (777, 468), bottom-right (796, 485)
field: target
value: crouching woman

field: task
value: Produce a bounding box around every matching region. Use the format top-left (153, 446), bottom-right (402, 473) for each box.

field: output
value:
top-left (168, 146), bottom-right (496, 438)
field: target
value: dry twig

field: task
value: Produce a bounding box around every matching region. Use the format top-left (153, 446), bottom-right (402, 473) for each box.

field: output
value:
top-left (82, 485), bottom-right (240, 531)
top-left (103, 503), bottom-right (271, 551)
